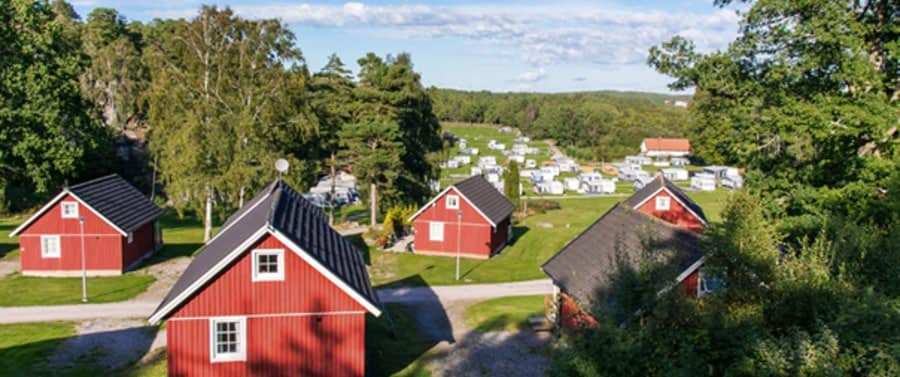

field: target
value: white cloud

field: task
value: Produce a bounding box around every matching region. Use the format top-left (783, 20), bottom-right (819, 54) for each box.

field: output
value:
top-left (145, 2), bottom-right (740, 69)
top-left (516, 68), bottom-right (547, 83)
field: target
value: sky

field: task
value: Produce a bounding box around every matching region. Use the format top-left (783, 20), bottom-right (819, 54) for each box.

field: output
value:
top-left (70, 1), bottom-right (743, 94)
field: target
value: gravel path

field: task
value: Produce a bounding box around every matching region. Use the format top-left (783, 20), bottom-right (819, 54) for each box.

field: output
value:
top-left (0, 258), bottom-right (17, 277)
top-left (51, 318), bottom-right (159, 371)
top-left (399, 298), bottom-right (551, 377)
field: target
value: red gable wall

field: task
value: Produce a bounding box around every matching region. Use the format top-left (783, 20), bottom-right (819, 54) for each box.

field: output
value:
top-left (412, 187), bottom-right (501, 259)
top-left (171, 233), bottom-right (365, 318)
top-left (634, 190), bottom-right (705, 233)
top-left (167, 233), bottom-right (368, 377)
top-left (18, 193), bottom-right (126, 273)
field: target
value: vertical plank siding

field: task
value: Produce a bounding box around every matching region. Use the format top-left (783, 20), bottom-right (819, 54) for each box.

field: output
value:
top-left (121, 221), bottom-right (157, 269)
top-left (18, 194), bottom-right (128, 273)
top-left (634, 191), bottom-right (706, 233)
top-left (413, 187), bottom-right (508, 258)
top-left (168, 233), bottom-right (368, 376)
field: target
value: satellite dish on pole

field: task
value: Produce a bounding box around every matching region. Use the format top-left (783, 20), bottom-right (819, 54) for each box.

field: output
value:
top-left (275, 158), bottom-right (289, 180)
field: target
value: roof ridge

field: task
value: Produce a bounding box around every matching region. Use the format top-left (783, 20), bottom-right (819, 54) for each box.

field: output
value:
top-left (68, 174), bottom-right (120, 190)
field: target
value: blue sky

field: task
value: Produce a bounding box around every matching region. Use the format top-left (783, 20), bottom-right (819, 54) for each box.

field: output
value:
top-left (70, 1), bottom-right (742, 93)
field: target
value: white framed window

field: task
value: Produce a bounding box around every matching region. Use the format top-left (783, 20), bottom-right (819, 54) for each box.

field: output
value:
top-left (446, 195), bottom-right (459, 209)
top-left (429, 222), bottom-right (444, 242)
top-left (61, 202), bottom-right (78, 219)
top-left (698, 270), bottom-right (723, 297)
top-left (41, 235), bottom-right (61, 258)
top-left (252, 249), bottom-right (284, 281)
top-left (209, 317), bottom-right (247, 362)
top-left (127, 232), bottom-right (134, 244)
top-left (655, 196), bottom-right (671, 211)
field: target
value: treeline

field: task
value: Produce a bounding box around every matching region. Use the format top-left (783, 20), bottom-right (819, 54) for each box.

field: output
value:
top-left (0, 1), bottom-right (441, 237)
top-left (551, 0), bottom-right (900, 375)
top-left (430, 89), bottom-right (691, 160)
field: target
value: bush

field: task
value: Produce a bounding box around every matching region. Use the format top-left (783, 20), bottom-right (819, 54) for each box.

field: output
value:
top-left (527, 199), bottom-right (561, 212)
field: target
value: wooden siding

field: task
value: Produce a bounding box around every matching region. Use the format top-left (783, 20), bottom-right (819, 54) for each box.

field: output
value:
top-left (167, 314), bottom-right (365, 377)
top-left (413, 187), bottom-right (509, 258)
top-left (18, 194), bottom-right (126, 273)
top-left (171, 234), bottom-right (365, 318)
top-left (121, 221), bottom-right (157, 269)
top-left (634, 190), bottom-right (705, 232)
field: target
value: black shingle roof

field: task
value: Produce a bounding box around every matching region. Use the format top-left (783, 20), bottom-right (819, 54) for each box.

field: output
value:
top-left (453, 175), bottom-right (515, 225)
top-left (150, 180), bottom-right (379, 321)
top-left (624, 175), bottom-right (707, 224)
top-left (69, 174), bottom-right (162, 233)
top-left (541, 203), bottom-right (705, 309)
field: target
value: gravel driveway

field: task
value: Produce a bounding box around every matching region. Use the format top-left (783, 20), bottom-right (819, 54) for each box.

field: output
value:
top-left (402, 298), bottom-right (551, 377)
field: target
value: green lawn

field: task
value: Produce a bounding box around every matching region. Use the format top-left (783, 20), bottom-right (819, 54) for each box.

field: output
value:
top-left (366, 304), bottom-right (435, 377)
top-left (0, 273), bottom-right (155, 306)
top-left (0, 321), bottom-right (91, 377)
top-left (371, 191), bottom-right (729, 288)
top-left (463, 295), bottom-right (546, 332)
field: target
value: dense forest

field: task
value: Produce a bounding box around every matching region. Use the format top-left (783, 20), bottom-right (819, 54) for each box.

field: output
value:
top-left (551, 1), bottom-right (900, 376)
top-left (429, 89), bottom-right (692, 160)
top-left (0, 0), bottom-right (441, 237)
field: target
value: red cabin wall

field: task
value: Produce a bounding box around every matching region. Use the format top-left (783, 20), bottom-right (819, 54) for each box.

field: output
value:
top-left (559, 293), bottom-right (598, 333)
top-left (681, 269), bottom-right (699, 297)
top-left (167, 314), bottom-right (365, 377)
top-left (412, 188), bottom-right (508, 259)
top-left (167, 233), bottom-right (368, 376)
top-left (18, 194), bottom-right (126, 273)
top-left (635, 190), bottom-right (705, 233)
top-left (121, 221), bottom-right (156, 270)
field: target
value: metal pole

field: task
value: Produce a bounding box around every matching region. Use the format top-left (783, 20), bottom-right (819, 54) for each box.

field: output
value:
top-left (79, 216), bottom-right (87, 303)
top-left (455, 210), bottom-right (462, 281)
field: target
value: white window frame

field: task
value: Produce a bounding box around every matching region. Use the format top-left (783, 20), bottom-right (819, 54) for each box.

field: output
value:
top-left (445, 195), bottom-right (460, 209)
top-left (655, 196), bottom-right (671, 211)
top-left (40, 235), bottom-right (61, 258)
top-left (61, 201), bottom-right (78, 219)
top-left (209, 316), bottom-right (247, 363)
top-left (429, 222), bottom-right (444, 242)
top-left (252, 249), bottom-right (284, 282)
top-left (697, 270), bottom-right (722, 297)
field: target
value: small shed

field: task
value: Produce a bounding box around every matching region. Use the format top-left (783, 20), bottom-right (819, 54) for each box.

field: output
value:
top-left (10, 174), bottom-right (163, 276)
top-left (408, 175), bottom-right (515, 259)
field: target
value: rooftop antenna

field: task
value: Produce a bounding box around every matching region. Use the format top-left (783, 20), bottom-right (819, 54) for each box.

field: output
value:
top-left (275, 158), bottom-right (289, 181)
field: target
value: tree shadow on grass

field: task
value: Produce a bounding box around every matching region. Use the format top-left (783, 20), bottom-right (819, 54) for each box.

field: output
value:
top-left (0, 243), bottom-right (16, 259)
top-left (0, 324), bottom-right (158, 377)
top-left (369, 274), bottom-right (452, 377)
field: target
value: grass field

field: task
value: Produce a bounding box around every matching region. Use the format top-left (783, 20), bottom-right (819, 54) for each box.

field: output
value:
top-left (463, 295), bottom-right (547, 332)
top-left (0, 274), bottom-right (156, 306)
top-left (0, 321), bottom-right (97, 377)
top-left (440, 122), bottom-right (552, 190)
top-left (371, 189), bottom-right (729, 287)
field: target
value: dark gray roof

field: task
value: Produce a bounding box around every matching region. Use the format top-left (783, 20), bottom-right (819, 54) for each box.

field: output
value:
top-left (69, 174), bottom-right (162, 232)
top-left (541, 203), bottom-right (705, 309)
top-left (453, 175), bottom-right (515, 225)
top-left (624, 175), bottom-right (707, 223)
top-left (150, 181), bottom-right (379, 321)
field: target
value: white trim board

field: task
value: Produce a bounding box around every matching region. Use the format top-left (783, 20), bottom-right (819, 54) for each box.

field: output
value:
top-left (407, 186), bottom-right (497, 227)
top-left (630, 187), bottom-right (708, 226)
top-left (169, 310), bottom-right (366, 322)
top-left (148, 226), bottom-right (381, 324)
top-left (9, 189), bottom-right (128, 237)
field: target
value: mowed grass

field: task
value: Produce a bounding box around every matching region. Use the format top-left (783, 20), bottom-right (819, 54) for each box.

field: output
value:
top-left (0, 321), bottom-right (78, 377)
top-left (366, 304), bottom-right (435, 377)
top-left (371, 191), bottom-right (729, 287)
top-left (371, 195), bottom-right (622, 287)
top-left (463, 295), bottom-right (546, 332)
top-left (0, 274), bottom-right (155, 306)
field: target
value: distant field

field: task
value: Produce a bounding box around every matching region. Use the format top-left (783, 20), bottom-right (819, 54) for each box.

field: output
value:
top-left (440, 122), bottom-right (552, 191)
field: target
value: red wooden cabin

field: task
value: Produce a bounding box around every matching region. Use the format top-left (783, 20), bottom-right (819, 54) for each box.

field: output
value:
top-left (624, 175), bottom-right (708, 233)
top-left (408, 175), bottom-right (515, 259)
top-left (9, 174), bottom-right (162, 276)
top-left (149, 180), bottom-right (381, 377)
top-left (542, 176), bottom-right (712, 332)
